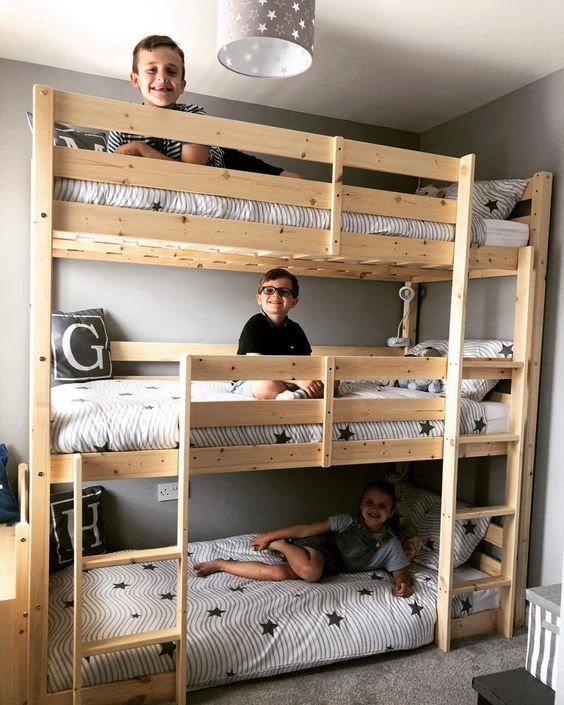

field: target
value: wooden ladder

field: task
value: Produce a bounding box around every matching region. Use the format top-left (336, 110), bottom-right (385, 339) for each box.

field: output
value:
top-left (69, 356), bottom-right (192, 705)
top-left (436, 233), bottom-right (535, 650)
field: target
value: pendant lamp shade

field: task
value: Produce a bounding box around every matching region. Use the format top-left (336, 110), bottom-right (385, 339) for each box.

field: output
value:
top-left (217, 0), bottom-right (315, 78)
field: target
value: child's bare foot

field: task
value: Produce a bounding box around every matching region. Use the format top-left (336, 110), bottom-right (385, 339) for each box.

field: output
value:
top-left (194, 560), bottom-right (225, 577)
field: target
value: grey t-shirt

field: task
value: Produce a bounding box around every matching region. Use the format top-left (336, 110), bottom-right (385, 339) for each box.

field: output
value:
top-left (329, 513), bottom-right (409, 572)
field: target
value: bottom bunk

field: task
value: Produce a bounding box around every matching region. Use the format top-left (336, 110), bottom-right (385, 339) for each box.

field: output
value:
top-left (46, 486), bottom-right (500, 696)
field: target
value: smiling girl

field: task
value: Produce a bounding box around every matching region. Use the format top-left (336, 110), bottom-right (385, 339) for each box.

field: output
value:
top-left (194, 481), bottom-right (413, 598)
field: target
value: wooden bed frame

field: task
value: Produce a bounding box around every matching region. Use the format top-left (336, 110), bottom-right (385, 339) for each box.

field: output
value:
top-left (16, 84), bottom-right (552, 705)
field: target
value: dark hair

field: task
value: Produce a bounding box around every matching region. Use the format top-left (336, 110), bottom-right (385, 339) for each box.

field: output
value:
top-left (258, 268), bottom-right (299, 297)
top-left (360, 480), bottom-right (400, 535)
top-left (132, 35), bottom-right (186, 80)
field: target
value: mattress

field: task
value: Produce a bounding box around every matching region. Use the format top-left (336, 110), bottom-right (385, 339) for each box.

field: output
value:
top-left (47, 534), bottom-right (498, 692)
top-left (482, 218), bottom-right (529, 247)
top-left (54, 178), bottom-right (529, 247)
top-left (50, 379), bottom-right (510, 454)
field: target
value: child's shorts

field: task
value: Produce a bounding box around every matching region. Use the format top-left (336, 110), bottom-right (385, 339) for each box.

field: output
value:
top-left (230, 380), bottom-right (255, 397)
top-left (291, 535), bottom-right (341, 576)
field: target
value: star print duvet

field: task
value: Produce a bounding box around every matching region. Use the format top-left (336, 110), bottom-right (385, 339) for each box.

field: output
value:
top-left (50, 379), bottom-right (510, 454)
top-left (46, 534), bottom-right (497, 692)
top-left (53, 178), bottom-right (529, 246)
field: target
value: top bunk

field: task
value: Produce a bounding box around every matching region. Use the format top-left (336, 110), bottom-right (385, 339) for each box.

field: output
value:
top-left (31, 85), bottom-right (551, 283)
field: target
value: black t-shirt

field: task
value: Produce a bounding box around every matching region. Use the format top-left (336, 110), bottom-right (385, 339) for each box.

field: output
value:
top-left (223, 148), bottom-right (283, 176)
top-left (237, 313), bottom-right (312, 356)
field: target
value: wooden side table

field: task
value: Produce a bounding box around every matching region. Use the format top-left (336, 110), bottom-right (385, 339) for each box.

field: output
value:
top-left (472, 668), bottom-right (554, 705)
top-left (0, 524), bottom-right (17, 705)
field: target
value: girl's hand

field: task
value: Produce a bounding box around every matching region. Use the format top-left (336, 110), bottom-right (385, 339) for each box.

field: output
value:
top-left (392, 567), bottom-right (413, 598)
top-left (251, 533), bottom-right (272, 551)
top-left (394, 581), bottom-right (413, 598)
top-left (402, 535), bottom-right (423, 561)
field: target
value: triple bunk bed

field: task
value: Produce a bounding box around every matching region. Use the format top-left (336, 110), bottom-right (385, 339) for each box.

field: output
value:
top-left (19, 84), bottom-right (552, 705)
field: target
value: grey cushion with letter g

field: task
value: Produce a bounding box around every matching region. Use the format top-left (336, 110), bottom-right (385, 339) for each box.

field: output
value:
top-left (51, 308), bottom-right (112, 385)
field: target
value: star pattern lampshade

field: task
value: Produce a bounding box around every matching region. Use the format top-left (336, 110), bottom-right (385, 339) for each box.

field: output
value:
top-left (217, 0), bottom-right (315, 78)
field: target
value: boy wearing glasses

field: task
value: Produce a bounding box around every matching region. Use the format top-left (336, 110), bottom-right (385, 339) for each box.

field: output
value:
top-left (231, 268), bottom-right (324, 400)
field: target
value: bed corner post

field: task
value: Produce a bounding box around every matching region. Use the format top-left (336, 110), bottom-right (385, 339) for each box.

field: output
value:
top-left (28, 84), bottom-right (55, 705)
top-left (15, 464), bottom-right (30, 705)
top-left (514, 171), bottom-right (552, 628)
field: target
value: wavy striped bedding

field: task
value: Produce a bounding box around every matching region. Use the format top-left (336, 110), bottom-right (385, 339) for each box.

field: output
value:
top-left (50, 379), bottom-right (509, 454)
top-left (53, 178), bottom-right (502, 244)
top-left (47, 534), bottom-right (498, 692)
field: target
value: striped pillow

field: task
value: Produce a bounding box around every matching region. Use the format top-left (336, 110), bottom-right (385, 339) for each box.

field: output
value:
top-left (406, 339), bottom-right (513, 401)
top-left (443, 178), bottom-right (528, 220)
top-left (397, 484), bottom-right (489, 569)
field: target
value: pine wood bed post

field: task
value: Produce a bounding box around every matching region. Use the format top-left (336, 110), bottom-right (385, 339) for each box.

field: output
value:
top-left (28, 84), bottom-right (55, 705)
top-left (15, 464), bottom-right (30, 705)
top-left (435, 153), bottom-right (475, 653)
top-left (498, 246), bottom-right (534, 637)
top-left (176, 354), bottom-right (191, 702)
top-left (329, 136), bottom-right (343, 256)
top-left (401, 281), bottom-right (419, 352)
top-left (514, 172), bottom-right (552, 627)
top-left (321, 356), bottom-right (336, 468)
top-left (72, 455), bottom-right (84, 704)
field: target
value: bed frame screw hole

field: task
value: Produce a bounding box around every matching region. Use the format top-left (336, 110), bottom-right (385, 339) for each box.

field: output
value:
top-left (39, 356), bottom-right (45, 361)
top-left (38, 471), bottom-right (44, 477)
top-left (41, 212), bottom-right (47, 218)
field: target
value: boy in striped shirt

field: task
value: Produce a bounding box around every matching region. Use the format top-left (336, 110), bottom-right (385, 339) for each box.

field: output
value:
top-left (107, 35), bottom-right (224, 167)
top-left (107, 34), bottom-right (302, 178)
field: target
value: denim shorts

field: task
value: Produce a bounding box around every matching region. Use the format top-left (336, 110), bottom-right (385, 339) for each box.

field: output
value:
top-left (230, 380), bottom-right (255, 397)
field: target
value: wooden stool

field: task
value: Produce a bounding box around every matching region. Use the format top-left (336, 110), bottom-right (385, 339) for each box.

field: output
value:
top-left (472, 668), bottom-right (554, 705)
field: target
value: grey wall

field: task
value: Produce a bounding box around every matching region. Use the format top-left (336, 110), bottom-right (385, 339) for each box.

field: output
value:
top-left (421, 69), bottom-right (564, 587)
top-left (1, 58), bottom-right (421, 545)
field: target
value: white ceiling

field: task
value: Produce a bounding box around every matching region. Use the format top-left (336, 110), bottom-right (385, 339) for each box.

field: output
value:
top-left (2, 0), bottom-right (564, 132)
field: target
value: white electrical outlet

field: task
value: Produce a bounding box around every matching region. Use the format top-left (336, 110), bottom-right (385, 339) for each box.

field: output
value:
top-left (158, 482), bottom-right (179, 502)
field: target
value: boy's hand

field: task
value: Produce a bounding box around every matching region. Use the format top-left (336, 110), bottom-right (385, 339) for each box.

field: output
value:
top-left (296, 380), bottom-right (324, 398)
top-left (251, 533), bottom-right (272, 551)
top-left (115, 142), bottom-right (169, 159)
top-left (279, 170), bottom-right (304, 179)
top-left (394, 581), bottom-right (413, 598)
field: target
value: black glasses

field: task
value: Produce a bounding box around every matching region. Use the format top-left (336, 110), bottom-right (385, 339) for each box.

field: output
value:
top-left (259, 286), bottom-right (294, 297)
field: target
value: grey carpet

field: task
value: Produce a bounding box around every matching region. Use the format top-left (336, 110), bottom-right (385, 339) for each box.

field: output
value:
top-left (178, 630), bottom-right (528, 705)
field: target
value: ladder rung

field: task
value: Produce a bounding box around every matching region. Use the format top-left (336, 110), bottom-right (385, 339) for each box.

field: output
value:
top-left (453, 575), bottom-right (511, 595)
top-left (484, 523), bottom-right (503, 547)
top-left (82, 627), bottom-right (180, 658)
top-left (456, 505), bottom-right (515, 520)
top-left (459, 432), bottom-right (519, 445)
top-left (82, 546), bottom-right (181, 570)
